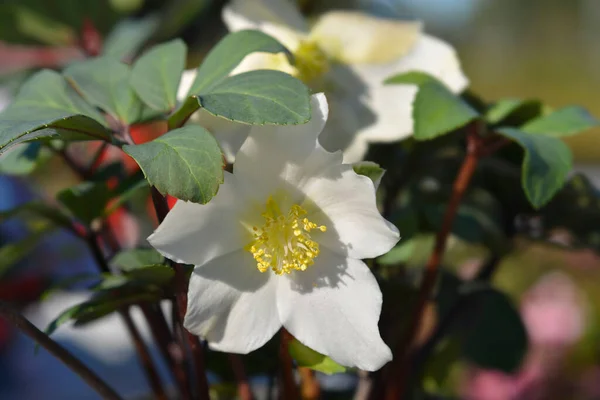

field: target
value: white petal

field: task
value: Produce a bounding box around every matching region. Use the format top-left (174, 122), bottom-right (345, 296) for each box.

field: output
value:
top-left (277, 248), bottom-right (392, 371)
top-left (301, 164), bottom-right (399, 260)
top-left (184, 250), bottom-right (280, 353)
top-left (147, 173), bottom-right (250, 266)
top-left (310, 11), bottom-right (422, 64)
top-left (233, 93), bottom-right (337, 200)
top-left (177, 69), bottom-right (197, 101)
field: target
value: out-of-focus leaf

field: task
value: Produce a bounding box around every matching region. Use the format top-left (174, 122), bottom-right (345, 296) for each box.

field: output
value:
top-left (497, 127), bottom-right (572, 208)
top-left (0, 221), bottom-right (56, 277)
top-left (130, 39), bottom-right (186, 112)
top-left (0, 201), bottom-right (73, 228)
top-left (377, 240), bottom-right (416, 266)
top-left (57, 181), bottom-right (112, 224)
top-left (0, 70), bottom-right (111, 154)
top-left (186, 30), bottom-right (293, 95)
top-left (386, 71), bottom-right (479, 140)
top-left (112, 248), bottom-right (164, 270)
top-left (521, 105), bottom-right (598, 137)
top-left (485, 98), bottom-right (542, 126)
top-left (288, 338), bottom-right (346, 375)
top-left (103, 15), bottom-right (160, 60)
top-left (353, 161), bottom-right (385, 188)
top-left (0, 143), bottom-right (51, 175)
top-left (64, 57), bottom-right (142, 124)
top-left (123, 125), bottom-right (223, 203)
top-left (460, 285), bottom-right (528, 372)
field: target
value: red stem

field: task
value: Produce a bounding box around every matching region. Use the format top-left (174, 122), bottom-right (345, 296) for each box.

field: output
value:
top-left (279, 329), bottom-right (299, 400)
top-left (229, 354), bottom-right (254, 400)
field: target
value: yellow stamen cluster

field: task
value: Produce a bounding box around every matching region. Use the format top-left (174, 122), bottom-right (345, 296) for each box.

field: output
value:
top-left (293, 40), bottom-right (330, 83)
top-left (247, 196), bottom-right (327, 275)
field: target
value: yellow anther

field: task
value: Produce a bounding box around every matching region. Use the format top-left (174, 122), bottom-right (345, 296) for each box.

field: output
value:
top-left (247, 196), bottom-right (327, 275)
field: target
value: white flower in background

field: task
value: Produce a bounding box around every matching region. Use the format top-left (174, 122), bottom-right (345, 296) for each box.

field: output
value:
top-left (148, 94), bottom-right (399, 370)
top-left (177, 0), bottom-right (468, 163)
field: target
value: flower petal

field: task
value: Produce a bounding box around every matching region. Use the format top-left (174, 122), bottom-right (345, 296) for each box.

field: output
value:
top-left (301, 164), bottom-right (399, 259)
top-left (233, 93), bottom-right (337, 200)
top-left (277, 247), bottom-right (392, 371)
top-left (185, 250), bottom-right (280, 353)
top-left (147, 172), bottom-right (250, 266)
top-left (310, 11), bottom-right (422, 64)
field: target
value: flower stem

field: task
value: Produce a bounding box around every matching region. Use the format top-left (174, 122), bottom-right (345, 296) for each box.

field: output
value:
top-left (150, 186), bottom-right (211, 400)
top-left (279, 329), bottom-right (299, 400)
top-left (228, 354), bottom-right (254, 400)
top-left (298, 367), bottom-right (320, 400)
top-left (0, 300), bottom-right (122, 400)
top-left (379, 125), bottom-right (485, 400)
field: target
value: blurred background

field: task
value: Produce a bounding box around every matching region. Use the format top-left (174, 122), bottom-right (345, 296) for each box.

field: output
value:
top-left (1, 0), bottom-right (599, 399)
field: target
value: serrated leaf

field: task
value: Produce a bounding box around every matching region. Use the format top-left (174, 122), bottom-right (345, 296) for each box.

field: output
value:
top-left (130, 39), bottom-right (186, 112)
top-left (288, 338), bottom-right (346, 375)
top-left (57, 181), bottom-right (112, 224)
top-left (522, 105), bottom-right (598, 137)
top-left (412, 81), bottom-right (479, 140)
top-left (172, 70), bottom-right (311, 129)
top-left (64, 57), bottom-right (142, 124)
top-left (353, 161), bottom-right (385, 188)
top-left (103, 15), bottom-right (160, 60)
top-left (485, 98), bottom-right (542, 125)
top-left (187, 30), bottom-right (292, 95)
top-left (123, 125), bottom-right (223, 203)
top-left (0, 70), bottom-right (111, 154)
top-left (112, 248), bottom-right (164, 271)
top-left (0, 143), bottom-right (51, 175)
top-left (497, 127), bottom-right (572, 208)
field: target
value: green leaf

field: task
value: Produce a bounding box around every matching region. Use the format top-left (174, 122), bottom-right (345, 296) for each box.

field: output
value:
top-left (485, 98), bottom-right (542, 126)
top-left (0, 201), bottom-right (73, 228)
top-left (123, 125), bottom-right (224, 203)
top-left (130, 39), bottom-right (186, 112)
top-left (377, 240), bottom-right (416, 266)
top-left (288, 338), bottom-right (346, 375)
top-left (522, 106), bottom-right (598, 137)
top-left (187, 30), bottom-right (292, 95)
top-left (0, 70), bottom-right (111, 154)
top-left (497, 127), bottom-right (572, 208)
top-left (461, 286), bottom-right (528, 372)
top-left (0, 143), bottom-right (51, 175)
top-left (103, 15), bottom-right (160, 60)
top-left (353, 161), bottom-right (385, 188)
top-left (172, 70), bottom-right (311, 129)
top-left (112, 248), bottom-right (164, 271)
top-left (0, 221), bottom-right (56, 277)
top-left (384, 71), bottom-right (438, 86)
top-left (412, 81), bottom-right (479, 140)
top-left (57, 181), bottom-right (112, 224)
top-left (64, 57), bottom-right (142, 124)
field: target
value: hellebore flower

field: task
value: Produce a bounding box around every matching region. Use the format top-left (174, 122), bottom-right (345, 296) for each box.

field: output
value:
top-left (148, 94), bottom-right (399, 370)
top-left (178, 0), bottom-right (468, 162)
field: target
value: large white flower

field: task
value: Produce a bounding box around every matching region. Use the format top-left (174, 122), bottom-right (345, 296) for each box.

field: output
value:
top-left (177, 0), bottom-right (468, 163)
top-left (148, 94), bottom-right (399, 371)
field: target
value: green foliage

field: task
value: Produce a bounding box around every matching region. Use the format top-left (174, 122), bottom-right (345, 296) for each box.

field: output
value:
top-left (170, 31), bottom-right (310, 128)
top-left (0, 70), bottom-right (111, 154)
top-left (186, 30), bottom-right (292, 95)
top-left (353, 161), bottom-right (385, 188)
top-left (497, 127), bottom-right (572, 209)
top-left (123, 125), bottom-right (223, 203)
top-left (57, 181), bottom-right (112, 224)
top-left (485, 98), bottom-right (543, 126)
top-left (64, 57), bottom-right (143, 125)
top-left (521, 105), bottom-right (598, 137)
top-left (385, 71), bottom-right (479, 140)
top-left (0, 143), bottom-right (51, 175)
top-left (131, 39), bottom-right (187, 112)
top-left (102, 15), bottom-right (160, 60)
top-left (0, 220), bottom-right (56, 278)
top-left (288, 338), bottom-right (347, 375)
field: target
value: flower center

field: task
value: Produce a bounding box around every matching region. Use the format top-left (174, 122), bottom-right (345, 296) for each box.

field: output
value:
top-left (246, 196), bottom-right (326, 275)
top-left (293, 40), bottom-right (331, 83)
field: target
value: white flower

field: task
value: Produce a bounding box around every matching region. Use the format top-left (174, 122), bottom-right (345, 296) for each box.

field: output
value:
top-left (177, 0), bottom-right (468, 163)
top-left (148, 94), bottom-right (399, 371)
